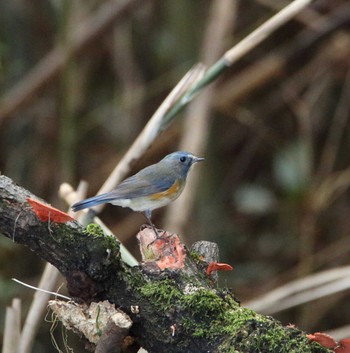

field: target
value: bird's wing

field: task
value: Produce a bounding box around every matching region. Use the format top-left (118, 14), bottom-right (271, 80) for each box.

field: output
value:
top-left (107, 168), bottom-right (176, 200)
top-left (71, 164), bottom-right (177, 211)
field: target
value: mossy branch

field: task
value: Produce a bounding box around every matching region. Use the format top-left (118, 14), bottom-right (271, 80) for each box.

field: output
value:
top-left (0, 175), bottom-right (331, 353)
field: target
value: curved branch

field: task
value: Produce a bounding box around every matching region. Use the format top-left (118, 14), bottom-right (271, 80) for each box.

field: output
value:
top-left (0, 175), bottom-right (330, 353)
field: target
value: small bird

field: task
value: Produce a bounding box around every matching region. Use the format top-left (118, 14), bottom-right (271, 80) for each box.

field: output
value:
top-left (71, 151), bottom-right (204, 229)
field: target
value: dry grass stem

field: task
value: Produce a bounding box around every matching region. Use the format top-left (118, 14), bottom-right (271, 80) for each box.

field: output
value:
top-left (256, 0), bottom-right (323, 29)
top-left (244, 266), bottom-right (350, 315)
top-left (2, 299), bottom-right (21, 353)
top-left (223, 0), bottom-right (314, 64)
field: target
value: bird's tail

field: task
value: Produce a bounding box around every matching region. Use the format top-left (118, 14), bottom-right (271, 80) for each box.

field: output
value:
top-left (71, 193), bottom-right (115, 212)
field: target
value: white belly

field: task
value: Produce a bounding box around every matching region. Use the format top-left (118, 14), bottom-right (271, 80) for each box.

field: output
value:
top-left (110, 195), bottom-right (175, 212)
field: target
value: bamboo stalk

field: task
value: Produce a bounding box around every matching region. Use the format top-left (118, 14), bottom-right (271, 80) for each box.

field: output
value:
top-left (2, 299), bottom-right (21, 353)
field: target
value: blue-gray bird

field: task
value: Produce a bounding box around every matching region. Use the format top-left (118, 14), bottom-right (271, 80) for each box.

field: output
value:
top-left (71, 151), bottom-right (204, 226)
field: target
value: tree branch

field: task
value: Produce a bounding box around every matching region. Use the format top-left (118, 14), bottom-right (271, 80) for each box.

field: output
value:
top-left (0, 175), bottom-right (330, 353)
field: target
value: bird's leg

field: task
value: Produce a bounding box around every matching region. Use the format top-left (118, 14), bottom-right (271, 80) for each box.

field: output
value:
top-left (141, 210), bottom-right (169, 247)
top-left (143, 210), bottom-right (159, 238)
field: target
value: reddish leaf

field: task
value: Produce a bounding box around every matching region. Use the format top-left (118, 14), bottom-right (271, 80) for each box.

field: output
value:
top-left (206, 262), bottom-right (233, 276)
top-left (335, 339), bottom-right (350, 353)
top-left (27, 198), bottom-right (74, 223)
top-left (307, 332), bottom-right (337, 349)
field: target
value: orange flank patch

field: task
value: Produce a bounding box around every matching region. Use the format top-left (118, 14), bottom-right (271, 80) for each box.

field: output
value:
top-left (149, 180), bottom-right (182, 200)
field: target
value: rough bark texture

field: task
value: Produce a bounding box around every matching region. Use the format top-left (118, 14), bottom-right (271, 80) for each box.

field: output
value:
top-left (0, 175), bottom-right (331, 353)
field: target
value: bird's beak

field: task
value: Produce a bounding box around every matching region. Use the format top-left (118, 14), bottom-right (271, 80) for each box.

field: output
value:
top-left (193, 156), bottom-right (205, 163)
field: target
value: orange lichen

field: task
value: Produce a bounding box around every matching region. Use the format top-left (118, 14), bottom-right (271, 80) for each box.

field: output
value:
top-left (307, 332), bottom-right (337, 349)
top-left (206, 262), bottom-right (233, 276)
top-left (27, 197), bottom-right (74, 223)
top-left (335, 339), bottom-right (350, 353)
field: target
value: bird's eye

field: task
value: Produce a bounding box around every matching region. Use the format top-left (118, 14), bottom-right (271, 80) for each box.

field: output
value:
top-left (180, 156), bottom-right (186, 163)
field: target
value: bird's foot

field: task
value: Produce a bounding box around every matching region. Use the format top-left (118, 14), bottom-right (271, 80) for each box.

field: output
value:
top-left (140, 224), bottom-right (171, 249)
top-left (140, 223), bottom-right (167, 239)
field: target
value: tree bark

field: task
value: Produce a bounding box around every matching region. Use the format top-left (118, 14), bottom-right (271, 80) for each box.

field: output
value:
top-left (0, 175), bottom-right (330, 353)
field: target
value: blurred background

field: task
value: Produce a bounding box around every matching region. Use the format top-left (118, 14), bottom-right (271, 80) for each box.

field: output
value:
top-left (1, 0), bottom-right (350, 351)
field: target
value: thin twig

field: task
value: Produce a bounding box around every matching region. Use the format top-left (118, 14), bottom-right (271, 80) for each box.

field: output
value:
top-left (12, 278), bottom-right (71, 301)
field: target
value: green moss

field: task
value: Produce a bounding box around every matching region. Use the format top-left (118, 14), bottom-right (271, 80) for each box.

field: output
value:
top-left (224, 349), bottom-right (241, 353)
top-left (218, 316), bottom-right (332, 353)
top-left (44, 223), bottom-right (87, 250)
top-left (102, 233), bottom-right (120, 250)
top-left (140, 283), bottom-right (251, 340)
top-left (124, 267), bottom-right (145, 289)
top-left (140, 278), bottom-right (181, 310)
top-left (189, 250), bottom-right (203, 264)
top-left (182, 288), bottom-right (226, 317)
top-left (83, 223), bottom-right (105, 237)
top-left (220, 306), bottom-right (260, 336)
top-left (179, 289), bottom-right (240, 339)
top-left (81, 223), bottom-right (120, 254)
top-left (138, 277), bottom-right (332, 352)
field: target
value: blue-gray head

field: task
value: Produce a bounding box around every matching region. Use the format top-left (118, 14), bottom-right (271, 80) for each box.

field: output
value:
top-left (160, 151), bottom-right (204, 178)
